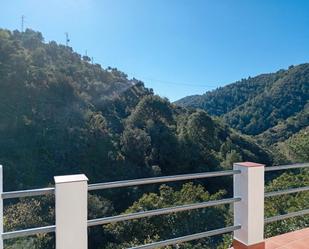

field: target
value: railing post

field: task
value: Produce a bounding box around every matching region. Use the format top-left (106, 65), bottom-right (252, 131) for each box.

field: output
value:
top-left (54, 174), bottom-right (88, 249)
top-left (233, 162), bottom-right (265, 249)
top-left (0, 165), bottom-right (3, 249)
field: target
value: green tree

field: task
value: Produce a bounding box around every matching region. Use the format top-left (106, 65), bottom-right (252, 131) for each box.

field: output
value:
top-left (287, 127), bottom-right (309, 161)
top-left (104, 183), bottom-right (230, 249)
top-left (265, 169), bottom-right (309, 237)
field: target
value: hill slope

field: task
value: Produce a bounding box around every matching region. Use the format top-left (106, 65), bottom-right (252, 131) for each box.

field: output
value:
top-left (175, 64), bottom-right (309, 139)
top-left (0, 28), bottom-right (273, 192)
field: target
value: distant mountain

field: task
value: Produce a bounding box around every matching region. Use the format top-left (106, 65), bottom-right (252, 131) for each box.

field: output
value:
top-left (175, 64), bottom-right (309, 139)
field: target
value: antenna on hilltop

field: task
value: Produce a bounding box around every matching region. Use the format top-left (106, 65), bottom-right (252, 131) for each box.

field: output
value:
top-left (21, 15), bottom-right (25, 32)
top-left (65, 32), bottom-right (70, 46)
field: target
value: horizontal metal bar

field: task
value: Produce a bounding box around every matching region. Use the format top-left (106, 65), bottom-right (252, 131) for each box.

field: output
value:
top-left (127, 225), bottom-right (241, 249)
top-left (2, 187), bottom-right (55, 200)
top-left (265, 186), bottom-right (309, 198)
top-left (2, 225), bottom-right (56, 240)
top-left (88, 197), bottom-right (241, 227)
top-left (265, 209), bottom-right (309, 224)
top-left (88, 170), bottom-right (240, 191)
top-left (1, 170), bottom-right (239, 199)
top-left (265, 163), bottom-right (309, 172)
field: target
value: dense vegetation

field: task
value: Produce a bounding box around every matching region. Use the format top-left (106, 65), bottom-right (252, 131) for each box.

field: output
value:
top-left (265, 168), bottom-right (309, 238)
top-left (175, 65), bottom-right (309, 138)
top-left (0, 28), bottom-right (273, 190)
top-left (175, 73), bottom-right (279, 117)
top-left (0, 28), bottom-right (308, 249)
top-left (176, 64), bottom-right (309, 164)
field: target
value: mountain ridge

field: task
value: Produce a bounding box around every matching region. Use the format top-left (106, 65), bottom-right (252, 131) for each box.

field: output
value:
top-left (175, 64), bottom-right (309, 138)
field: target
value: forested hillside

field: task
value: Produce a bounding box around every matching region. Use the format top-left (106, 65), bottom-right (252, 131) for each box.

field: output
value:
top-left (174, 67), bottom-right (309, 248)
top-left (176, 73), bottom-right (279, 117)
top-left (0, 28), bottom-right (276, 249)
top-left (175, 65), bottom-right (309, 138)
top-left (0, 28), bottom-right (273, 191)
top-left (1, 28), bottom-right (307, 249)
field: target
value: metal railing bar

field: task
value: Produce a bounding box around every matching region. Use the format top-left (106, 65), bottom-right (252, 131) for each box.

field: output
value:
top-left (265, 163), bottom-right (309, 172)
top-left (88, 197), bottom-right (241, 227)
top-left (265, 209), bottom-right (309, 224)
top-left (265, 186), bottom-right (309, 198)
top-left (1, 170), bottom-right (240, 199)
top-left (2, 187), bottom-right (55, 200)
top-left (127, 225), bottom-right (241, 249)
top-left (88, 170), bottom-right (240, 191)
top-left (2, 225), bottom-right (56, 240)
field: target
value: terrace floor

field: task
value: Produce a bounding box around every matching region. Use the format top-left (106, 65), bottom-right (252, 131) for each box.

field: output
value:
top-left (230, 228), bottom-right (309, 249)
top-left (264, 227), bottom-right (309, 249)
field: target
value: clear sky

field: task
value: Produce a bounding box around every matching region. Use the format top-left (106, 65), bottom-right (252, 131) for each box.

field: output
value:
top-left (1, 0), bottom-right (309, 101)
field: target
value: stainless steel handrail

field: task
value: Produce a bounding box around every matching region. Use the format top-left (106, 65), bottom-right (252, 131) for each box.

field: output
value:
top-left (1, 198), bottom-right (240, 240)
top-left (0, 169), bottom-right (240, 241)
top-left (4, 163), bottom-right (307, 200)
top-left (88, 197), bottom-right (241, 227)
top-left (265, 163), bottom-right (309, 172)
top-left (265, 186), bottom-right (309, 198)
top-left (88, 170), bottom-right (240, 191)
top-left (2, 225), bottom-right (56, 240)
top-left (264, 164), bottom-right (309, 224)
top-left (1, 170), bottom-right (240, 199)
top-left (265, 209), bottom-right (309, 224)
top-left (127, 225), bottom-right (241, 249)
top-left (2, 163), bottom-right (308, 244)
top-left (2, 187), bottom-right (55, 200)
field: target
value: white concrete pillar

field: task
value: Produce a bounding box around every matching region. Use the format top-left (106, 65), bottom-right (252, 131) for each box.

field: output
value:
top-left (233, 162), bottom-right (265, 249)
top-left (54, 174), bottom-right (88, 249)
top-left (0, 165), bottom-right (3, 249)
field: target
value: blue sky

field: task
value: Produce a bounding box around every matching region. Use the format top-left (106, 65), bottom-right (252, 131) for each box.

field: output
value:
top-left (1, 0), bottom-right (309, 101)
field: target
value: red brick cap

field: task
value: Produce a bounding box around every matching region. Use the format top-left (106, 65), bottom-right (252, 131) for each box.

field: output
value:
top-left (235, 162), bottom-right (265, 167)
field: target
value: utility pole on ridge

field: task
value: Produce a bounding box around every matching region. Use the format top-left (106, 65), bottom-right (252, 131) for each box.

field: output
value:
top-left (21, 15), bottom-right (25, 32)
top-left (65, 32), bottom-right (70, 46)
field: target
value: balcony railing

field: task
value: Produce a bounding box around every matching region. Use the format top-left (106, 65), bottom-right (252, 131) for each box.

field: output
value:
top-left (0, 162), bottom-right (308, 249)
